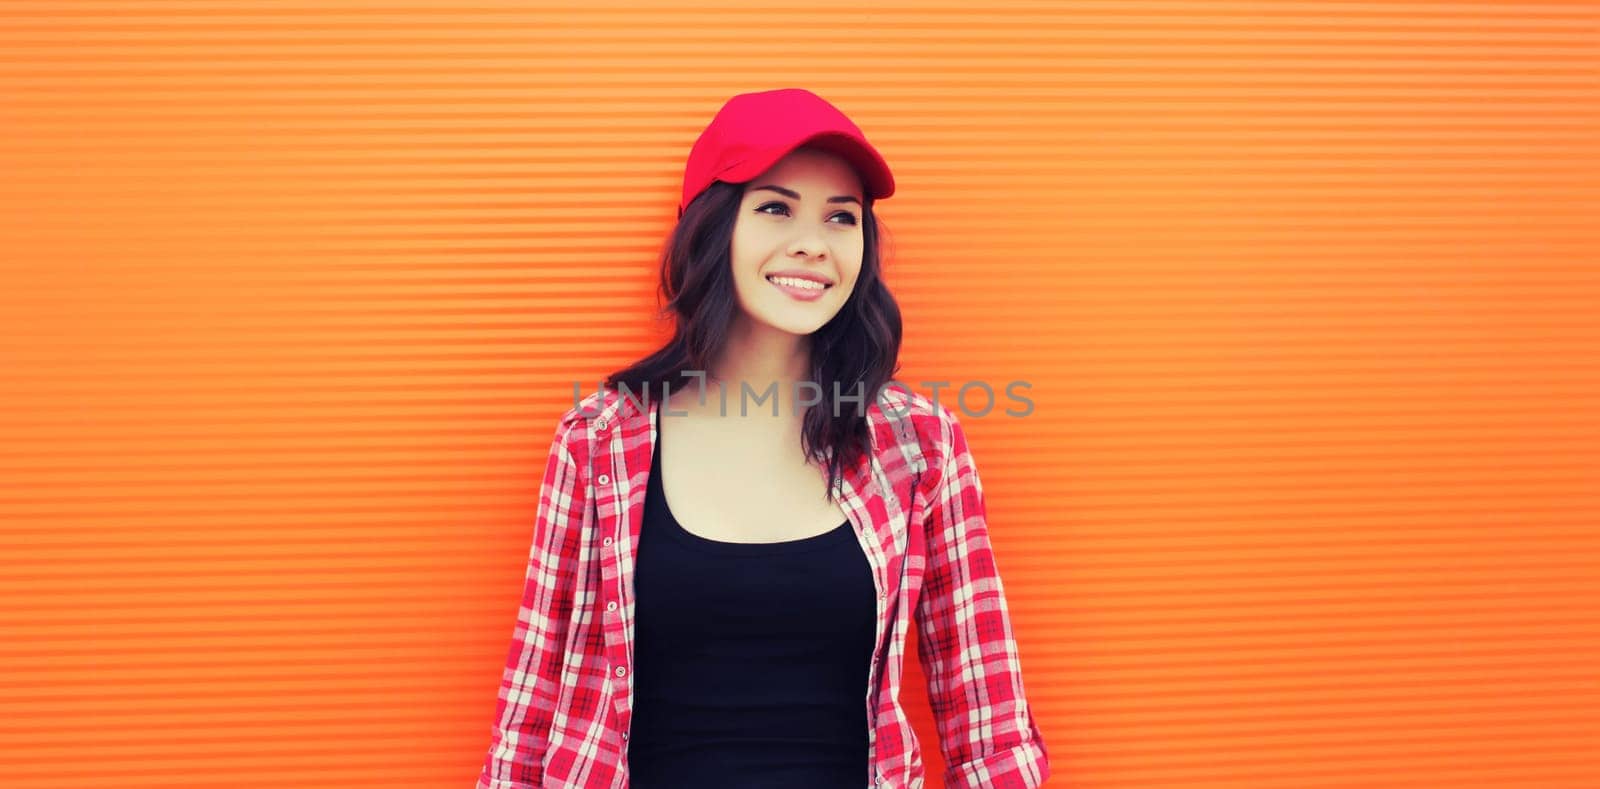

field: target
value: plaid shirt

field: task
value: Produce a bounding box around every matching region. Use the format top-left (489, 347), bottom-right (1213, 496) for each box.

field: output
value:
top-left (476, 385), bottom-right (1050, 788)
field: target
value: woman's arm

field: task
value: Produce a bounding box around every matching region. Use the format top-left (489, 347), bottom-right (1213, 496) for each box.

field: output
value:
top-left (915, 407), bottom-right (1051, 788)
top-left (476, 413), bottom-right (587, 789)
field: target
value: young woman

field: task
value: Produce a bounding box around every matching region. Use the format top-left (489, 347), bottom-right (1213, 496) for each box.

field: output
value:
top-left (477, 88), bottom-right (1049, 789)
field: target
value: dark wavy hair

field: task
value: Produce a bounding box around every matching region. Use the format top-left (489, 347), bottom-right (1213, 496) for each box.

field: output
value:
top-left (603, 177), bottom-right (904, 504)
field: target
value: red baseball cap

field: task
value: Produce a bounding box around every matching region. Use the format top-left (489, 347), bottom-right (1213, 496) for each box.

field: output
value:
top-left (678, 88), bottom-right (895, 219)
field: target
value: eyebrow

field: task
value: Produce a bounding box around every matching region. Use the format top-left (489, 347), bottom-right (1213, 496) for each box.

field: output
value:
top-left (751, 185), bottom-right (861, 207)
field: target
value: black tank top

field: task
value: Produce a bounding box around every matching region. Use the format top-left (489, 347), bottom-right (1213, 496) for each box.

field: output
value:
top-left (626, 414), bottom-right (877, 788)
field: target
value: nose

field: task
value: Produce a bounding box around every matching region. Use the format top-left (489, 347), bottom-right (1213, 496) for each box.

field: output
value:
top-left (787, 229), bottom-right (828, 260)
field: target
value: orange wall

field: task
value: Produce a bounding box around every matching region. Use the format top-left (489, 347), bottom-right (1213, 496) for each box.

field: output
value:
top-left (3, 2), bottom-right (1598, 787)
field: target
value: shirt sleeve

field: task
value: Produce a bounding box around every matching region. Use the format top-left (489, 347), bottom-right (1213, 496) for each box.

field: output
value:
top-left (915, 407), bottom-right (1052, 789)
top-left (476, 414), bottom-right (587, 789)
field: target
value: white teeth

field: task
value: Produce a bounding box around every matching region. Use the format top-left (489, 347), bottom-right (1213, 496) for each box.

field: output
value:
top-left (767, 275), bottom-right (826, 290)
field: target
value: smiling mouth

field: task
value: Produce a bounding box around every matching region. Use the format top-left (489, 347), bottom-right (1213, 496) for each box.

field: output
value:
top-left (765, 275), bottom-right (832, 291)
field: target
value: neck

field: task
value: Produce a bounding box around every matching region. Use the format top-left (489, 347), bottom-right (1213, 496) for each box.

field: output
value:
top-left (695, 314), bottom-right (811, 419)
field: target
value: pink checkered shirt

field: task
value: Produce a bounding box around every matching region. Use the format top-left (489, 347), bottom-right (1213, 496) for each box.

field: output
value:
top-left (476, 385), bottom-right (1049, 788)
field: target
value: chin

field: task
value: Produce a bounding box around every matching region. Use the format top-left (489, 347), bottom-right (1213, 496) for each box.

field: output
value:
top-left (765, 317), bottom-right (832, 336)
top-left (748, 306), bottom-right (838, 336)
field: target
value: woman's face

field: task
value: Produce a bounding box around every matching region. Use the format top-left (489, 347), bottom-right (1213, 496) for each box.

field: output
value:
top-left (729, 146), bottom-right (866, 337)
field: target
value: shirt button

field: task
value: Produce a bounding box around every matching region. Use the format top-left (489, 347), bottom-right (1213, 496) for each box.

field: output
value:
top-left (597, 474), bottom-right (609, 485)
top-left (603, 537), bottom-right (612, 546)
top-left (596, 418), bottom-right (608, 430)
top-left (614, 666), bottom-right (627, 678)
top-left (607, 601), bottom-right (618, 612)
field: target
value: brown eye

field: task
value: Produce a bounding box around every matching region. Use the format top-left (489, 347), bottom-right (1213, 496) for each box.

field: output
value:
top-left (755, 201), bottom-right (857, 226)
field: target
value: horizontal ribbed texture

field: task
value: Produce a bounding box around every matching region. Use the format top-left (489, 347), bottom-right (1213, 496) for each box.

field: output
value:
top-left (2, 2), bottom-right (1597, 787)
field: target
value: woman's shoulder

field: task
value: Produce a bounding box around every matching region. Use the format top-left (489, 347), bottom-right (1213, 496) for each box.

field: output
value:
top-left (550, 385), bottom-right (654, 455)
top-left (559, 389), bottom-right (612, 426)
top-left (538, 389), bottom-right (615, 465)
top-left (875, 384), bottom-right (960, 440)
top-left (873, 384), bottom-right (972, 475)
top-left (557, 385), bottom-right (642, 429)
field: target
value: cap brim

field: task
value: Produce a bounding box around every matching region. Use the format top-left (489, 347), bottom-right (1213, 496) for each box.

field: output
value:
top-left (719, 131), bottom-right (895, 202)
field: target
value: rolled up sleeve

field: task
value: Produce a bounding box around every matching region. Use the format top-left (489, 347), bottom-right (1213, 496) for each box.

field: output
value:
top-left (914, 407), bottom-right (1051, 789)
top-left (476, 414), bottom-right (587, 789)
